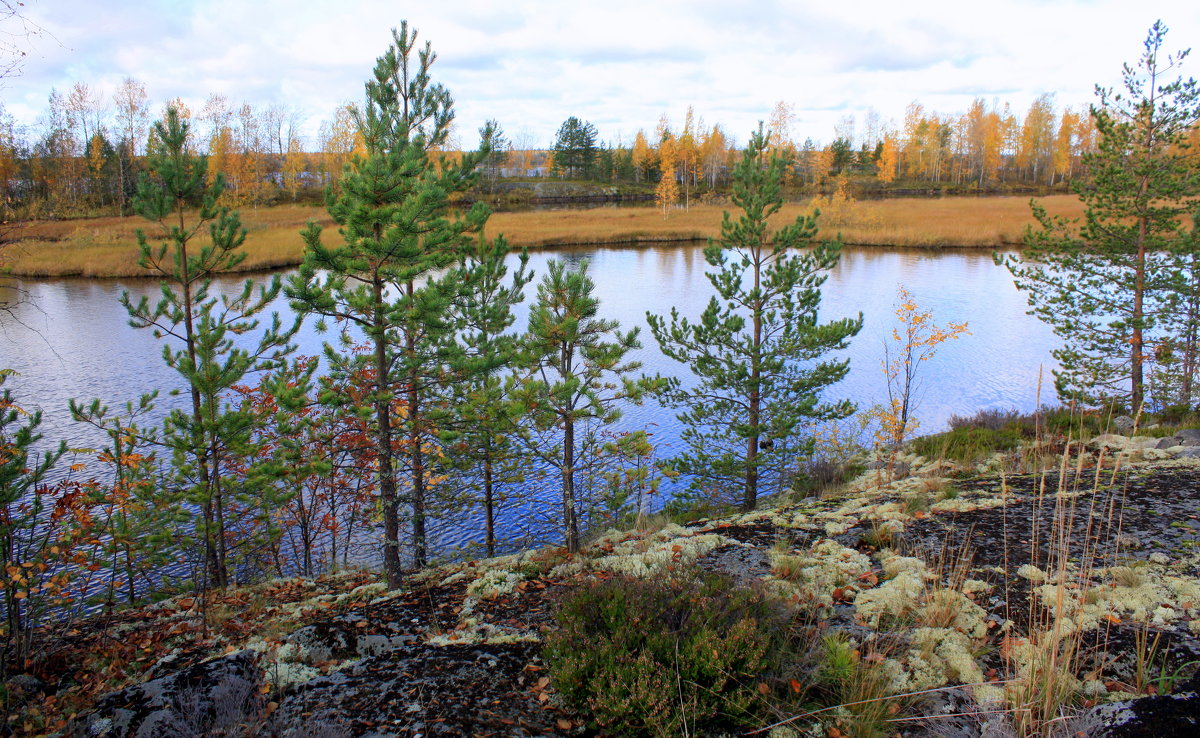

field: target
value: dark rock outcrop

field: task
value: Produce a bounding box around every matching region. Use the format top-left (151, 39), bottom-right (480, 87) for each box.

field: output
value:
top-left (72, 650), bottom-right (265, 738)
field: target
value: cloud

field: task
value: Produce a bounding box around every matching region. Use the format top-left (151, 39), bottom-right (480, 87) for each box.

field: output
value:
top-left (4, 0), bottom-right (1199, 149)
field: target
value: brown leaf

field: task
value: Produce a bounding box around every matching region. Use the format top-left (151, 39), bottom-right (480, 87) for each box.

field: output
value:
top-left (757, 682), bottom-right (770, 695)
top-left (556, 718), bottom-right (573, 730)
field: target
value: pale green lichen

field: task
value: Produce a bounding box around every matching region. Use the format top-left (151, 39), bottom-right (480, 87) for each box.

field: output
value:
top-left (466, 568), bottom-right (527, 600)
top-left (920, 588), bottom-right (989, 638)
top-left (1030, 561), bottom-right (1200, 633)
top-left (581, 528), bottom-right (733, 578)
top-left (962, 579), bottom-right (993, 596)
top-left (854, 570), bottom-right (925, 627)
top-left (1017, 564), bottom-right (1048, 583)
top-left (265, 660), bottom-right (324, 692)
top-left (426, 621), bottom-right (540, 646)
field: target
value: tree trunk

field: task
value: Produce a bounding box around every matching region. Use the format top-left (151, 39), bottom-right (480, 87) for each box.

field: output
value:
top-left (372, 275), bottom-right (404, 589)
top-left (562, 417), bottom-right (579, 553)
top-left (484, 453), bottom-right (495, 558)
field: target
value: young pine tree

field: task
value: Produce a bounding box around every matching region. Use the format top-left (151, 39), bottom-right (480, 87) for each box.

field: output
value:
top-left (444, 236), bottom-right (531, 558)
top-left (286, 23), bottom-right (491, 584)
top-left (515, 259), bottom-right (666, 553)
top-left (648, 128), bottom-right (862, 512)
top-left (122, 107), bottom-right (296, 588)
top-left (1002, 21), bottom-right (1200, 410)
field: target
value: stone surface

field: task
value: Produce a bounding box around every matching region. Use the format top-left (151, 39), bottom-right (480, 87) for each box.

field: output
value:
top-left (72, 650), bottom-right (264, 738)
top-left (1073, 689), bottom-right (1200, 736)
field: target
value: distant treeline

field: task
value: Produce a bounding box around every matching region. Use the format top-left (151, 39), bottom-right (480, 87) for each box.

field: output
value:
top-left (8, 76), bottom-right (1199, 220)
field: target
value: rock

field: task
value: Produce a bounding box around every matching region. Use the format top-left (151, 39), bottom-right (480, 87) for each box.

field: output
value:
top-left (1071, 690), bottom-right (1200, 736)
top-left (1157, 437), bottom-right (1181, 449)
top-left (282, 622), bottom-right (359, 664)
top-left (1177, 428), bottom-right (1200, 443)
top-left (1113, 415), bottom-right (1136, 433)
top-left (866, 458), bottom-right (910, 478)
top-left (72, 650), bottom-right (264, 738)
top-left (4, 674), bottom-right (46, 709)
top-left (696, 543), bottom-right (772, 586)
top-left (1176, 447), bottom-right (1200, 459)
top-left (281, 618), bottom-right (418, 665)
top-left (1094, 434), bottom-right (1130, 449)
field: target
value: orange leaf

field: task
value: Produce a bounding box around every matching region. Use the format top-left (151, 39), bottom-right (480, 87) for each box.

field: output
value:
top-left (556, 719), bottom-right (573, 730)
top-left (789, 678), bottom-right (802, 694)
top-left (757, 682), bottom-right (770, 695)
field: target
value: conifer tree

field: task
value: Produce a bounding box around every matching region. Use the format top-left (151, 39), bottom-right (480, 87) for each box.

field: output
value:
top-left (122, 107), bottom-right (295, 588)
top-left (648, 128), bottom-right (862, 511)
top-left (444, 237), bottom-right (531, 557)
top-left (286, 23), bottom-right (490, 584)
top-left (516, 259), bottom-right (665, 553)
top-left (1001, 21), bottom-right (1200, 409)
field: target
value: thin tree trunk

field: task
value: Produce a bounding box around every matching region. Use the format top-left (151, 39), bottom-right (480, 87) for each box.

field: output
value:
top-left (563, 418), bottom-right (579, 553)
top-left (372, 274), bottom-right (403, 589)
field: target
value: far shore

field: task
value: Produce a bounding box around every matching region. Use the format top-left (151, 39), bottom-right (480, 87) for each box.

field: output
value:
top-left (2, 195), bottom-right (1087, 279)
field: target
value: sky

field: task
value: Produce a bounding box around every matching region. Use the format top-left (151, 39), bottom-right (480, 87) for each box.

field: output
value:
top-left (3, 0), bottom-right (1200, 149)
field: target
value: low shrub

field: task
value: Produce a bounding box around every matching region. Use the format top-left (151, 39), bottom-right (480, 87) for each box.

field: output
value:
top-left (544, 570), bottom-right (802, 736)
top-left (912, 426), bottom-right (1023, 464)
top-left (948, 407), bottom-right (1023, 432)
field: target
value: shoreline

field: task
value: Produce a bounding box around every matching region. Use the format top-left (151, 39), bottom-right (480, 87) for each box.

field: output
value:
top-left (2, 195), bottom-right (1081, 279)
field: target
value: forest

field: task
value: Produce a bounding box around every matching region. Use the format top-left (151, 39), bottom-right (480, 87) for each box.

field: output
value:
top-left (0, 61), bottom-right (1164, 222)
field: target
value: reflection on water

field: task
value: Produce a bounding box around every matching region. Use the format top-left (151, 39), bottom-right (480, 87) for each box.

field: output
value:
top-left (1, 244), bottom-right (1059, 555)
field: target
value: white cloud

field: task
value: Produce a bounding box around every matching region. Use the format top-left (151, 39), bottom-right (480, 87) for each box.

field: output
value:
top-left (4, 0), bottom-right (1199, 148)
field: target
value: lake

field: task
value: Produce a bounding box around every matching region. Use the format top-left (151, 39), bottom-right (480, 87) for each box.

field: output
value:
top-left (1, 243), bottom-right (1059, 556)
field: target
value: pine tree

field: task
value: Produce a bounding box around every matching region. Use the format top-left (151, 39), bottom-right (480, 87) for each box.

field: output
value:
top-left (286, 23), bottom-right (490, 584)
top-left (515, 259), bottom-right (665, 553)
top-left (122, 107), bottom-right (295, 588)
top-left (444, 237), bottom-right (531, 557)
top-left (647, 128), bottom-right (862, 511)
top-left (1001, 21), bottom-right (1200, 410)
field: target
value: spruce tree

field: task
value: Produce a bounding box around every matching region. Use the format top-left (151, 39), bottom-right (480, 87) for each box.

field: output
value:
top-left (122, 108), bottom-right (295, 588)
top-left (647, 128), bottom-right (862, 511)
top-left (286, 23), bottom-right (490, 584)
top-left (1002, 22), bottom-right (1200, 410)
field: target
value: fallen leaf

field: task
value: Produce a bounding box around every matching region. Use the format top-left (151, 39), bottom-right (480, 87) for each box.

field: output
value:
top-left (556, 718), bottom-right (573, 730)
top-left (757, 682), bottom-right (770, 695)
top-left (789, 678), bottom-right (802, 694)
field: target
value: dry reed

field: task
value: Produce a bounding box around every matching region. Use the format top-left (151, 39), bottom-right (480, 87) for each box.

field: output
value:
top-left (3, 196), bottom-right (1085, 279)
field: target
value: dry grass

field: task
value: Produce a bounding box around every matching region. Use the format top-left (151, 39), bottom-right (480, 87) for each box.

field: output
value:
top-left (3, 195), bottom-right (1086, 278)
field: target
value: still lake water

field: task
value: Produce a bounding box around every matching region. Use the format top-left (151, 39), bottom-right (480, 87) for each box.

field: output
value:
top-left (1, 244), bottom-right (1059, 554)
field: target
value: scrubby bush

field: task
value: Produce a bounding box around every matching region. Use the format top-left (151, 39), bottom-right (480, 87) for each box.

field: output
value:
top-left (947, 407), bottom-right (1023, 432)
top-left (545, 570), bottom-right (802, 736)
top-left (912, 426), bottom-right (1023, 464)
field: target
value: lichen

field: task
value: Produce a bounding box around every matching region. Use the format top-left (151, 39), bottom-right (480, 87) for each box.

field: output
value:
top-left (1017, 564), bottom-right (1048, 583)
top-left (854, 570), bottom-right (924, 627)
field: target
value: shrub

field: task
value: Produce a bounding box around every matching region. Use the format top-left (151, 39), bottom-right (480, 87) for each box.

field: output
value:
top-left (912, 426), bottom-right (1023, 464)
top-left (948, 407), bottom-right (1023, 431)
top-left (545, 570), bottom-right (801, 736)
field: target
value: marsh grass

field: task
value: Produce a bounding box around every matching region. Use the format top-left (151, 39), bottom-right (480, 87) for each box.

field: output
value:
top-left (5, 195), bottom-right (1087, 278)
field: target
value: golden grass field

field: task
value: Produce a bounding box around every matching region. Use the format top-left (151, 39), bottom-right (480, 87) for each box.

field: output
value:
top-left (3, 195), bottom-right (1087, 279)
